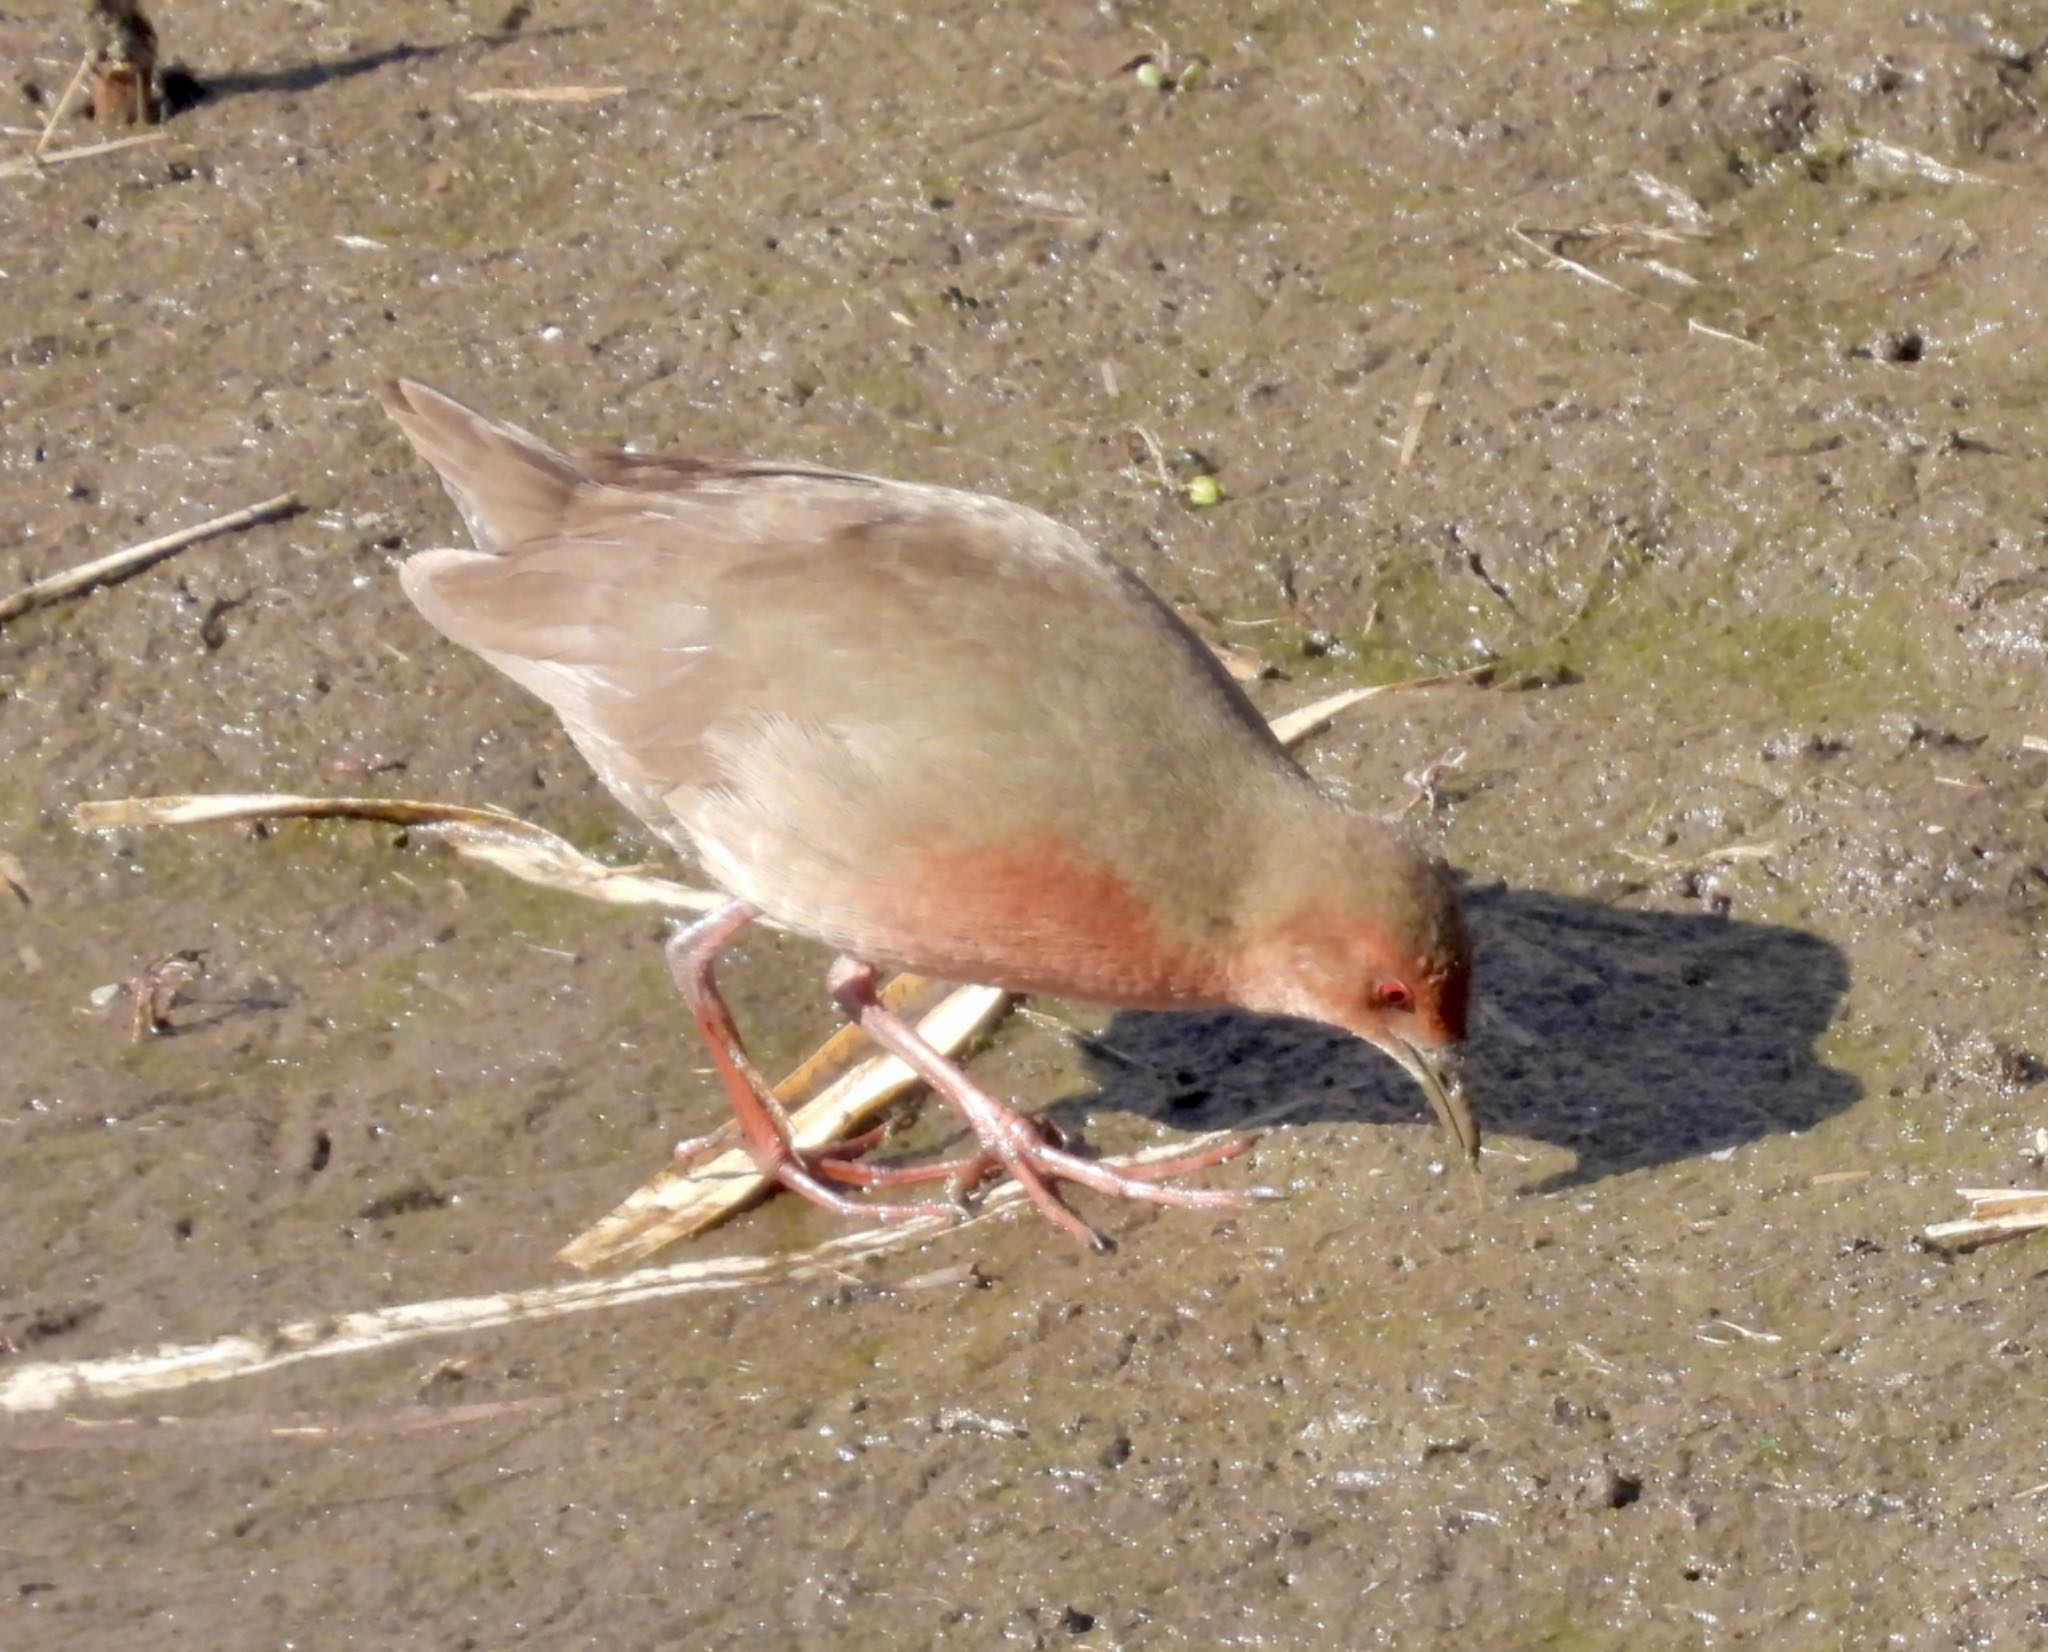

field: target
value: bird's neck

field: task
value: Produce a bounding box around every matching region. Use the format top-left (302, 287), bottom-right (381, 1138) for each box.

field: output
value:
top-left (1215, 794), bottom-right (1409, 1015)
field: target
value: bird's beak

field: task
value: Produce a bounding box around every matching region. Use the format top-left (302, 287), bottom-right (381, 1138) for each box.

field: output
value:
top-left (1390, 1038), bottom-right (1480, 1167)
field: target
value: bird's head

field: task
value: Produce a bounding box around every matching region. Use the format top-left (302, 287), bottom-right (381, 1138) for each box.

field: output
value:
top-left (1229, 824), bottom-right (1477, 1162)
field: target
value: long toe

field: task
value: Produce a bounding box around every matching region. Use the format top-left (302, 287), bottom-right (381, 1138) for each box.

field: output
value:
top-left (741, 1141), bottom-right (962, 1225)
top-left (1076, 1134), bottom-right (1256, 1184)
top-left (811, 1146), bottom-right (995, 1193)
top-left (1025, 1137), bottom-right (1253, 1210)
top-left (964, 1115), bottom-right (1253, 1246)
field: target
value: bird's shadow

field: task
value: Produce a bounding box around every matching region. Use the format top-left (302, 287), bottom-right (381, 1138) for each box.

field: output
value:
top-left (158, 26), bottom-right (576, 115)
top-left (159, 44), bottom-right (433, 112)
top-left (1061, 882), bottom-right (1859, 1193)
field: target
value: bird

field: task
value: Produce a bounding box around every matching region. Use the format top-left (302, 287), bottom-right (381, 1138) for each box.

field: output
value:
top-left (382, 378), bottom-right (1477, 1249)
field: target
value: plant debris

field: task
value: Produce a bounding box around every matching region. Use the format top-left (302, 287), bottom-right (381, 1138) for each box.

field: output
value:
top-left (1925, 1187), bottom-right (2048, 1250)
top-left (0, 494), bottom-right (298, 625)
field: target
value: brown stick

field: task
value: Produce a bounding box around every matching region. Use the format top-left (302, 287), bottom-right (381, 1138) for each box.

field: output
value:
top-left (0, 493), bottom-right (298, 624)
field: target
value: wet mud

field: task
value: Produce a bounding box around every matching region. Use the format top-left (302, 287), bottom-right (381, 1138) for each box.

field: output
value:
top-left (3, 0), bottom-right (2046, 1646)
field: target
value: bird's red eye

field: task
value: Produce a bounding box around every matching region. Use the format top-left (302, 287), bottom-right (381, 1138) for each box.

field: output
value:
top-left (1378, 980), bottom-right (1412, 1010)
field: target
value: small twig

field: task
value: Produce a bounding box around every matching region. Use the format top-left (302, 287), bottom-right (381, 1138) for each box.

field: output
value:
top-left (33, 52), bottom-right (95, 158)
top-left (1522, 220), bottom-right (1709, 253)
top-left (1570, 1342), bottom-right (1621, 1374)
top-left (1266, 665), bottom-right (1491, 747)
top-left (1688, 317), bottom-right (1765, 353)
top-left (1129, 425), bottom-right (1176, 491)
top-left (1509, 224), bottom-right (1632, 297)
top-left (1509, 220), bottom-right (1724, 325)
top-left (1638, 258), bottom-right (1701, 289)
top-left (1396, 333), bottom-right (1454, 474)
top-left (0, 1398), bottom-right (553, 1451)
top-left (0, 493), bottom-right (298, 624)
top-left (0, 127), bottom-right (165, 180)
top-left (1697, 1317), bottom-right (1781, 1345)
top-left (461, 85), bottom-right (630, 105)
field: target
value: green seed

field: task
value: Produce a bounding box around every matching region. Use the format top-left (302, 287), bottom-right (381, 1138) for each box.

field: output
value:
top-left (1134, 61), bottom-right (1165, 90)
top-left (1185, 474), bottom-right (1222, 507)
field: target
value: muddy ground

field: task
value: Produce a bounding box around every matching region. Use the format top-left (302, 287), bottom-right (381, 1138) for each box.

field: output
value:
top-left (3, 0), bottom-right (2047, 1645)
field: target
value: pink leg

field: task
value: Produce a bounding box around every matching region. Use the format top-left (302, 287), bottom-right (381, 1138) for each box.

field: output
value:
top-left (826, 957), bottom-right (1252, 1250)
top-left (664, 903), bottom-right (952, 1223)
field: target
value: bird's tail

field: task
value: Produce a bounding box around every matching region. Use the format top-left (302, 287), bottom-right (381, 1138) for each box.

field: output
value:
top-left (382, 378), bottom-right (588, 552)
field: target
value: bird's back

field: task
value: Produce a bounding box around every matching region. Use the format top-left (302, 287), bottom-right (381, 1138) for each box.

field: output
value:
top-left (387, 380), bottom-right (1316, 999)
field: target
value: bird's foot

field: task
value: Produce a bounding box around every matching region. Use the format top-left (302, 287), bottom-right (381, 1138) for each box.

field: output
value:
top-left (825, 954), bottom-right (1256, 1250)
top-left (792, 1123), bottom-right (1259, 1243)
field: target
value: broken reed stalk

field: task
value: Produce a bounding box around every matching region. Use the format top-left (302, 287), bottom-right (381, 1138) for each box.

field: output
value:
top-left (74, 792), bottom-right (727, 916)
top-left (0, 1215), bottom-right (967, 1414)
top-left (1, 127), bottom-right (165, 179)
top-left (1, 1092), bottom-right (1326, 1414)
top-left (0, 492), bottom-right (298, 623)
top-left (1924, 1187), bottom-right (2048, 1250)
top-left (0, 1128), bottom-right (1264, 1415)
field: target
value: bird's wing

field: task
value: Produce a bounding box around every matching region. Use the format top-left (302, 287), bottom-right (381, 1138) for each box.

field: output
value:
top-left (387, 381), bottom-right (1302, 947)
